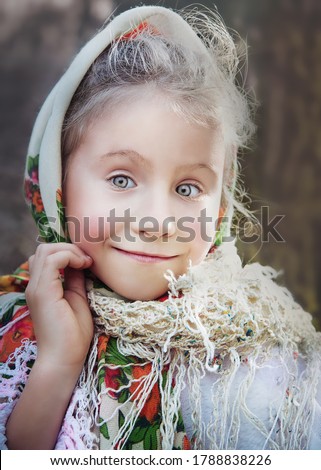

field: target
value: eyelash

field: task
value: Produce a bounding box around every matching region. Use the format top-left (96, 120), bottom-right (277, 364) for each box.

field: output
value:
top-left (107, 175), bottom-right (136, 190)
top-left (106, 175), bottom-right (203, 198)
top-left (176, 183), bottom-right (202, 199)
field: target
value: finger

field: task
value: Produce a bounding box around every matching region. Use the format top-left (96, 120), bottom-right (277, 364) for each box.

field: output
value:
top-left (29, 251), bottom-right (92, 294)
top-left (41, 251), bottom-right (92, 274)
top-left (28, 254), bottom-right (35, 273)
top-left (33, 242), bottom-right (89, 261)
top-left (64, 266), bottom-right (88, 300)
top-left (30, 243), bottom-right (91, 285)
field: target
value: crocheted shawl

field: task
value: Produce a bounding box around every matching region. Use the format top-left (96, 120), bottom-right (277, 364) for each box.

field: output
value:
top-left (0, 5), bottom-right (321, 450)
top-left (1, 245), bottom-right (321, 449)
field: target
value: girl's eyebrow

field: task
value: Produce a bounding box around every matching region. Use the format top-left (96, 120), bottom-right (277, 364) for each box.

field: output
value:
top-left (101, 149), bottom-right (219, 179)
top-left (100, 149), bottom-right (152, 168)
top-left (176, 162), bottom-right (219, 181)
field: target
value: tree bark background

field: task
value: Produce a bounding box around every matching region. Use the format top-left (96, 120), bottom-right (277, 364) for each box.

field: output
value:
top-left (1, 0), bottom-right (320, 326)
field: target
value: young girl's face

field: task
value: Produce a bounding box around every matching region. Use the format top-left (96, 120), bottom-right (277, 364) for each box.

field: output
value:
top-left (64, 94), bottom-right (225, 300)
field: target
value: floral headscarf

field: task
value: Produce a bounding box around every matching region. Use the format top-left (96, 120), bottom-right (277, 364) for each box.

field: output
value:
top-left (23, 6), bottom-right (231, 246)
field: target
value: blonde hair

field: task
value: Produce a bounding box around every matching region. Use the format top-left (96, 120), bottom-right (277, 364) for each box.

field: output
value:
top-left (62, 6), bottom-right (256, 222)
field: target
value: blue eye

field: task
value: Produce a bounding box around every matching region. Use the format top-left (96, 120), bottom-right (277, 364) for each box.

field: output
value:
top-left (176, 183), bottom-right (201, 198)
top-left (109, 175), bottom-right (135, 189)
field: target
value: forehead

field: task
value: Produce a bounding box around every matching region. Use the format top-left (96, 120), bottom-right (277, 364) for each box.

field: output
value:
top-left (74, 94), bottom-right (226, 170)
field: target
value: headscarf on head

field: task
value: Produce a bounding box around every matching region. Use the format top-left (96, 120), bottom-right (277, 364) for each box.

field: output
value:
top-left (1, 6), bottom-right (321, 450)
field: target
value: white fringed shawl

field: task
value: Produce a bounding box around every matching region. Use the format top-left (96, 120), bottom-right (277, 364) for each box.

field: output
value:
top-left (1, 243), bottom-right (320, 449)
top-left (84, 243), bottom-right (321, 449)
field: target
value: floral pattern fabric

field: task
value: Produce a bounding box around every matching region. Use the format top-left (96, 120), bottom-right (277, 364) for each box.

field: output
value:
top-left (24, 154), bottom-right (68, 243)
top-left (0, 263), bottom-right (34, 362)
top-left (97, 336), bottom-right (190, 450)
top-left (0, 266), bottom-right (190, 449)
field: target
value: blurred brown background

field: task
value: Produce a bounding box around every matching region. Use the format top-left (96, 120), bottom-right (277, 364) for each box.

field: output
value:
top-left (1, 0), bottom-right (320, 327)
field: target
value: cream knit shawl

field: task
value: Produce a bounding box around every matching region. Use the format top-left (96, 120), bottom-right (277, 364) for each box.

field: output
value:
top-left (77, 242), bottom-right (321, 450)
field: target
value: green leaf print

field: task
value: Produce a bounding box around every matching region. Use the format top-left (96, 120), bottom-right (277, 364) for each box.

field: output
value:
top-left (144, 423), bottom-right (159, 450)
top-left (118, 388), bottom-right (130, 404)
top-left (176, 410), bottom-right (185, 433)
top-left (27, 154), bottom-right (39, 177)
top-left (106, 337), bottom-right (136, 366)
top-left (118, 410), bottom-right (125, 429)
top-left (127, 421), bottom-right (148, 444)
top-left (99, 419), bottom-right (110, 440)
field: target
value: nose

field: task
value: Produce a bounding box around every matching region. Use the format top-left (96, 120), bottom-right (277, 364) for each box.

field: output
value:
top-left (139, 217), bottom-right (176, 240)
top-left (132, 199), bottom-right (177, 241)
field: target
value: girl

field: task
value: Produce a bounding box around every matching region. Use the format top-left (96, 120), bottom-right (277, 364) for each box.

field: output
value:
top-left (0, 5), bottom-right (320, 450)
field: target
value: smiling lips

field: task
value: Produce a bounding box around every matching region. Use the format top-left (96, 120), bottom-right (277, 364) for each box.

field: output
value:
top-left (114, 247), bottom-right (178, 263)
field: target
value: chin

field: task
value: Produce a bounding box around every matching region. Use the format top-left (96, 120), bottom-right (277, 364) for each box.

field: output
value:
top-left (120, 287), bottom-right (169, 302)
top-left (133, 292), bottom-right (168, 301)
top-left (108, 279), bottom-right (169, 301)
top-left (93, 266), bottom-right (172, 301)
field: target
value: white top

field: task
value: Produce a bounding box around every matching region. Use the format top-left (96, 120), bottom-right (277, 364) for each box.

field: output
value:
top-left (180, 357), bottom-right (321, 449)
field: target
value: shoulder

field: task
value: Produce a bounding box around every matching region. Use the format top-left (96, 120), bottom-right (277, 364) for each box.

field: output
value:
top-left (194, 351), bottom-right (321, 449)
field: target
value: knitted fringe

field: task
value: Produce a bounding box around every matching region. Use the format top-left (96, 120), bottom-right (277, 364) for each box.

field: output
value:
top-left (86, 243), bottom-right (321, 449)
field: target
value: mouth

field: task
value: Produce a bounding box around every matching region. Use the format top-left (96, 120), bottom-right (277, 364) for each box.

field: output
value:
top-left (113, 247), bottom-right (178, 264)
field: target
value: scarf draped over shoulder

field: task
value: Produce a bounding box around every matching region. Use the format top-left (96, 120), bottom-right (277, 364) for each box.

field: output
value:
top-left (1, 243), bottom-right (321, 449)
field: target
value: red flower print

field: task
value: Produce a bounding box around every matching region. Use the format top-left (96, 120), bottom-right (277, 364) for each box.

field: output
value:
top-left (24, 179), bottom-right (33, 203)
top-left (183, 435), bottom-right (191, 450)
top-left (104, 366), bottom-right (123, 399)
top-left (120, 21), bottom-right (159, 40)
top-left (31, 169), bottom-right (39, 183)
top-left (129, 363), bottom-right (161, 422)
top-left (0, 309), bottom-right (35, 363)
top-left (32, 190), bottom-right (44, 213)
top-left (97, 335), bottom-right (109, 360)
top-left (56, 188), bottom-right (63, 204)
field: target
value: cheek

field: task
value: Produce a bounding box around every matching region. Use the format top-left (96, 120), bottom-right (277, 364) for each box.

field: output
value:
top-left (185, 203), bottom-right (220, 261)
top-left (65, 180), bottom-right (134, 242)
top-left (191, 223), bottom-right (215, 258)
top-left (190, 202), bottom-right (219, 240)
top-left (65, 182), bottom-right (114, 243)
top-left (70, 217), bottom-right (129, 250)
top-left (66, 206), bottom-right (131, 248)
top-left (77, 219), bottom-right (109, 245)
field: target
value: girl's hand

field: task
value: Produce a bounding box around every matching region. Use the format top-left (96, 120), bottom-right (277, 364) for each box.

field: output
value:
top-left (25, 243), bottom-right (94, 369)
top-left (7, 244), bottom-right (94, 449)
